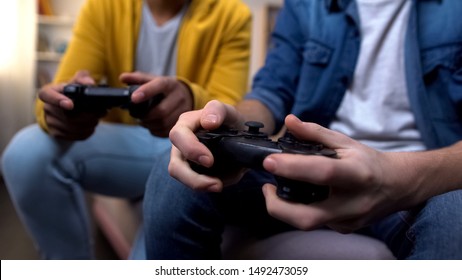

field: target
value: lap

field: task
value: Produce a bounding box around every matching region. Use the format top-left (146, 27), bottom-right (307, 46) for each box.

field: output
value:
top-left (3, 123), bottom-right (171, 197)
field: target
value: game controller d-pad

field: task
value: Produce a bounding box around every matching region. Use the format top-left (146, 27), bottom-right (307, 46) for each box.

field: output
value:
top-left (192, 121), bottom-right (337, 204)
top-left (63, 84), bottom-right (164, 118)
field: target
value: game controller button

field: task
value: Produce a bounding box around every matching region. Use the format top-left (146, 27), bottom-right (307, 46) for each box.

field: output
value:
top-left (245, 121), bottom-right (264, 134)
top-left (64, 84), bottom-right (78, 93)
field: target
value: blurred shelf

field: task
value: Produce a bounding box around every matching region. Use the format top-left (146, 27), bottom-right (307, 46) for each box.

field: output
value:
top-left (37, 51), bottom-right (63, 62)
top-left (37, 15), bottom-right (74, 26)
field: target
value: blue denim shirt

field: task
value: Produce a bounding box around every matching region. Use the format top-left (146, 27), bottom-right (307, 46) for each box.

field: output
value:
top-left (246, 0), bottom-right (462, 149)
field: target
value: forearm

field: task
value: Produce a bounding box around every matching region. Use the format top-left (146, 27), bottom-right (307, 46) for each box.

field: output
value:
top-left (385, 141), bottom-right (462, 204)
top-left (235, 99), bottom-right (275, 134)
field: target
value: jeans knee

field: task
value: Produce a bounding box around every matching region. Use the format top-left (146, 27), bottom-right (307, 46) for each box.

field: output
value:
top-left (441, 190), bottom-right (462, 234)
top-left (409, 190), bottom-right (462, 259)
top-left (1, 125), bottom-right (56, 208)
top-left (426, 190), bottom-right (462, 227)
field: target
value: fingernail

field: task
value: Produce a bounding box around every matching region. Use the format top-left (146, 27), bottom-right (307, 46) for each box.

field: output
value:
top-left (262, 184), bottom-right (273, 197)
top-left (203, 114), bottom-right (218, 124)
top-left (198, 155), bottom-right (211, 166)
top-left (59, 99), bottom-right (73, 109)
top-left (263, 157), bottom-right (277, 172)
top-left (131, 91), bottom-right (145, 102)
top-left (82, 77), bottom-right (94, 84)
top-left (206, 184), bottom-right (220, 192)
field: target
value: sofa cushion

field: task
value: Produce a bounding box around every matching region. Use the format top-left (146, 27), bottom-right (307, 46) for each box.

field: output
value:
top-left (222, 227), bottom-right (395, 260)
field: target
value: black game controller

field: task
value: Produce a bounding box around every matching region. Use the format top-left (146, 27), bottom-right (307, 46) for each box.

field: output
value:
top-left (191, 121), bottom-right (337, 204)
top-left (63, 84), bottom-right (164, 118)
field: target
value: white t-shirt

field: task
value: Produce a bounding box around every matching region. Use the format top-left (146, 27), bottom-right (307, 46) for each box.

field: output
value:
top-left (135, 1), bottom-right (188, 76)
top-left (329, 0), bottom-right (426, 152)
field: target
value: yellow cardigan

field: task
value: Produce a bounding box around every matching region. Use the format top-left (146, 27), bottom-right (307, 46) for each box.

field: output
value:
top-left (36, 0), bottom-right (251, 129)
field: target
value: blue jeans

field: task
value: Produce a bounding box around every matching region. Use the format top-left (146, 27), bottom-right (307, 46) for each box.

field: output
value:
top-left (1, 123), bottom-right (170, 259)
top-left (369, 190), bottom-right (462, 259)
top-left (144, 150), bottom-right (462, 260)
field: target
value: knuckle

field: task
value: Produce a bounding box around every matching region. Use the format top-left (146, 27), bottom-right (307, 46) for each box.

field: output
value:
top-left (316, 163), bottom-right (336, 183)
top-left (168, 128), bottom-right (179, 142)
top-left (155, 105), bottom-right (168, 117)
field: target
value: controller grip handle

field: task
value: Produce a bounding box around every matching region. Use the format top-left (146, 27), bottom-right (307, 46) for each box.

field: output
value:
top-left (275, 176), bottom-right (329, 204)
top-left (128, 85), bottom-right (165, 118)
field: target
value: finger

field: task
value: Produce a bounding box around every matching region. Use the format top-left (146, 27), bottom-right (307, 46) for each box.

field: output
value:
top-left (45, 113), bottom-right (96, 140)
top-left (284, 114), bottom-right (357, 149)
top-left (44, 103), bottom-right (105, 123)
top-left (39, 84), bottom-right (74, 110)
top-left (169, 100), bottom-right (243, 172)
top-left (131, 76), bottom-right (178, 104)
top-left (131, 79), bottom-right (168, 104)
top-left (263, 183), bottom-right (361, 230)
top-left (326, 218), bottom-right (366, 234)
top-left (44, 103), bottom-right (101, 137)
top-left (168, 146), bottom-right (223, 192)
top-left (141, 105), bottom-right (184, 137)
top-left (264, 154), bottom-right (369, 197)
top-left (325, 209), bottom-right (374, 234)
top-left (263, 153), bottom-right (345, 186)
top-left (45, 110), bottom-right (98, 132)
top-left (119, 71), bottom-right (155, 85)
top-left (169, 110), bottom-right (214, 167)
top-left (71, 70), bottom-right (95, 85)
top-left (325, 224), bottom-right (356, 234)
top-left (262, 184), bottom-right (331, 230)
top-left (140, 84), bottom-right (188, 121)
top-left (171, 101), bottom-right (239, 164)
top-left (199, 100), bottom-right (242, 131)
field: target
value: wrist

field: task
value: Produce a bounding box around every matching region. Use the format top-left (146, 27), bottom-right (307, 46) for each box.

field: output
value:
top-left (177, 79), bottom-right (194, 109)
top-left (385, 145), bottom-right (461, 205)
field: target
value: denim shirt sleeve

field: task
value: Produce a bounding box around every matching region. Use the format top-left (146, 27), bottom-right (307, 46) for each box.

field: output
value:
top-left (245, 2), bottom-right (304, 132)
top-left (407, 0), bottom-right (462, 148)
top-left (244, 0), bottom-right (357, 133)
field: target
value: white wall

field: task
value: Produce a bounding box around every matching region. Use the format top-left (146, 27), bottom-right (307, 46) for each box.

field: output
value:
top-left (0, 1), bottom-right (37, 156)
top-left (0, 0), bottom-right (84, 158)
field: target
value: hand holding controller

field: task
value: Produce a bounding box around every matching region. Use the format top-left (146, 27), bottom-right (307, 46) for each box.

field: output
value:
top-left (191, 121), bottom-right (337, 204)
top-left (63, 84), bottom-right (164, 118)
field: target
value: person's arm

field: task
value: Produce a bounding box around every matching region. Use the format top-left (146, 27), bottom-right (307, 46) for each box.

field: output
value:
top-left (261, 114), bottom-right (462, 233)
top-left (245, 2), bottom-right (306, 134)
top-left (35, 0), bottom-right (115, 132)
